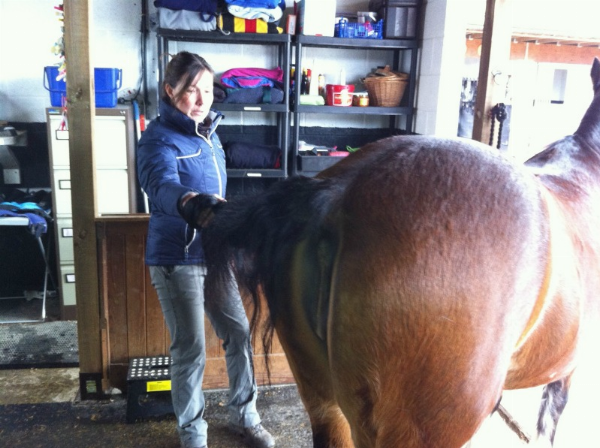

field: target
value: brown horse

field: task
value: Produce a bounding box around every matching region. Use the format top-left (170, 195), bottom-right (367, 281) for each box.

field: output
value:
top-left (200, 57), bottom-right (600, 447)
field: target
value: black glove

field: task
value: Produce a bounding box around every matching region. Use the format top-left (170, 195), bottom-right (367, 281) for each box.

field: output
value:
top-left (177, 193), bottom-right (225, 229)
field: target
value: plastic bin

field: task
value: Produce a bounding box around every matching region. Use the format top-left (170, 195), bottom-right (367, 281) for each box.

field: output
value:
top-left (325, 84), bottom-right (355, 106)
top-left (298, 155), bottom-right (346, 172)
top-left (335, 20), bottom-right (384, 39)
top-left (44, 66), bottom-right (122, 107)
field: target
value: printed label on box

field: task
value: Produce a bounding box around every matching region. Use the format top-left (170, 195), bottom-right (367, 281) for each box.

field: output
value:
top-left (147, 380), bottom-right (172, 392)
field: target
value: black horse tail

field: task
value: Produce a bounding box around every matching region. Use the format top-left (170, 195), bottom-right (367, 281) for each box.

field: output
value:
top-left (202, 175), bottom-right (340, 380)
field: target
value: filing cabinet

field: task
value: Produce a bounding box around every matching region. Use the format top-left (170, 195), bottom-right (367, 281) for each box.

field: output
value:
top-left (46, 105), bottom-right (137, 318)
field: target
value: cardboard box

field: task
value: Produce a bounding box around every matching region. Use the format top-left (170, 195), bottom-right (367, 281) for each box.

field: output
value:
top-left (296, 0), bottom-right (336, 37)
top-left (286, 14), bottom-right (297, 34)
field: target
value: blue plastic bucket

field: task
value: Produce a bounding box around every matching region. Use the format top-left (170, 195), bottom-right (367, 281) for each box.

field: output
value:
top-left (94, 68), bottom-right (122, 107)
top-left (44, 66), bottom-right (122, 107)
top-left (44, 66), bottom-right (67, 107)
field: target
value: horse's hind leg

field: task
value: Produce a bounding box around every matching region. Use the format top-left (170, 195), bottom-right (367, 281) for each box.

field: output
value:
top-left (536, 376), bottom-right (571, 446)
top-left (308, 404), bottom-right (353, 448)
top-left (276, 325), bottom-right (353, 447)
top-left (273, 236), bottom-right (353, 447)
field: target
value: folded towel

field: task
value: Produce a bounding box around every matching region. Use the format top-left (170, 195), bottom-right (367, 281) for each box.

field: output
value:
top-left (225, 0), bottom-right (282, 9)
top-left (219, 11), bottom-right (282, 34)
top-left (223, 86), bottom-right (284, 104)
top-left (221, 67), bottom-right (283, 89)
top-left (228, 5), bottom-right (283, 23)
top-left (157, 7), bottom-right (216, 30)
top-left (299, 95), bottom-right (325, 106)
top-left (225, 141), bottom-right (281, 169)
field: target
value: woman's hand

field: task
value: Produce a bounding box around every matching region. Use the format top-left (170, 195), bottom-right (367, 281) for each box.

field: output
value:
top-left (178, 193), bottom-right (226, 228)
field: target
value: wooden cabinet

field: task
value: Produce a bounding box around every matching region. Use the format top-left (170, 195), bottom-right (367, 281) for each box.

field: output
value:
top-left (46, 105), bottom-right (137, 319)
top-left (97, 215), bottom-right (294, 392)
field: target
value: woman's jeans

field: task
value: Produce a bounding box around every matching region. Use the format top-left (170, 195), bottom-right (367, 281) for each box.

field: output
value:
top-left (149, 264), bottom-right (260, 448)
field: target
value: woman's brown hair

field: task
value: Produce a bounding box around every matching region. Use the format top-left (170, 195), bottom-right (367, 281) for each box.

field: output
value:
top-left (162, 51), bottom-right (214, 105)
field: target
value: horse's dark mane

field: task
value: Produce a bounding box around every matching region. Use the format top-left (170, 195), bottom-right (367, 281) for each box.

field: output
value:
top-left (202, 175), bottom-right (346, 366)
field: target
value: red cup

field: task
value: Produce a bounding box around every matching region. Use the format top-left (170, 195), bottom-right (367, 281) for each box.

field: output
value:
top-left (326, 84), bottom-right (355, 106)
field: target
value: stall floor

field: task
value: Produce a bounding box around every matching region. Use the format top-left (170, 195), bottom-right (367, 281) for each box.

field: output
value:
top-left (0, 321), bottom-right (597, 447)
top-left (1, 366), bottom-right (594, 448)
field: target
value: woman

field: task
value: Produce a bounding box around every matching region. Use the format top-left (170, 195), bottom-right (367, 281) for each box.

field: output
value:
top-left (137, 51), bottom-right (275, 448)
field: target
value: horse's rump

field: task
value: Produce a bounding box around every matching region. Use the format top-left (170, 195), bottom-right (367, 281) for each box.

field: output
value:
top-left (202, 59), bottom-right (600, 448)
top-left (320, 136), bottom-right (553, 445)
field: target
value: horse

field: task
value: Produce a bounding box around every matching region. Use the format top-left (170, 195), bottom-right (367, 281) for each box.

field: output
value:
top-left (200, 57), bottom-right (600, 447)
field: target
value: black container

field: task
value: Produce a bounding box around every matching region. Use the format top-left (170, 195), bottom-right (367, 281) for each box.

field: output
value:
top-left (126, 356), bottom-right (173, 423)
top-left (369, 0), bottom-right (419, 39)
top-left (298, 154), bottom-right (345, 173)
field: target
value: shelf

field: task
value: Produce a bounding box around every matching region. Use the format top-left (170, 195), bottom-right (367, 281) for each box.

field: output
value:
top-left (213, 103), bottom-right (288, 113)
top-left (291, 29), bottom-right (419, 176)
top-left (157, 29), bottom-right (291, 45)
top-left (215, 104), bottom-right (411, 115)
top-left (156, 27), bottom-right (418, 178)
top-left (157, 30), bottom-right (291, 181)
top-left (226, 168), bottom-right (286, 178)
top-left (295, 34), bottom-right (418, 49)
top-left (295, 105), bottom-right (412, 115)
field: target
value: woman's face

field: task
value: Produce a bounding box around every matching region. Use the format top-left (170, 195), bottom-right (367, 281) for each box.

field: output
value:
top-left (166, 69), bottom-right (214, 123)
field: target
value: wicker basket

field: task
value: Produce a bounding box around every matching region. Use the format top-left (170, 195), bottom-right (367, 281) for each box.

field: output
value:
top-left (363, 73), bottom-right (408, 107)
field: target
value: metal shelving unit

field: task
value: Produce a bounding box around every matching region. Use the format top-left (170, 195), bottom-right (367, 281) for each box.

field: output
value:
top-left (291, 34), bottom-right (419, 176)
top-left (155, 27), bottom-right (420, 178)
top-left (156, 30), bottom-right (292, 180)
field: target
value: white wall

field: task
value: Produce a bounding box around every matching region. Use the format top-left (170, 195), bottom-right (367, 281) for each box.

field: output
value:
top-left (0, 0), bottom-right (463, 135)
top-left (138, 0), bottom-right (397, 129)
top-left (0, 0), bottom-right (142, 122)
top-left (415, 0), bottom-right (471, 136)
top-left (2, 0), bottom-right (402, 125)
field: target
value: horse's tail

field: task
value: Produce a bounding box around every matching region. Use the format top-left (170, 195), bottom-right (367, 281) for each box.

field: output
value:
top-left (202, 176), bottom-right (335, 380)
top-left (201, 191), bottom-right (265, 324)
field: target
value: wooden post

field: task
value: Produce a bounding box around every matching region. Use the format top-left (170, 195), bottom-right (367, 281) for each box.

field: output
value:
top-left (63, 0), bottom-right (103, 399)
top-left (472, 0), bottom-right (513, 146)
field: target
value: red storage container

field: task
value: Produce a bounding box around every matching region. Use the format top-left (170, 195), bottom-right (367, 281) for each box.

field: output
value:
top-left (325, 84), bottom-right (355, 106)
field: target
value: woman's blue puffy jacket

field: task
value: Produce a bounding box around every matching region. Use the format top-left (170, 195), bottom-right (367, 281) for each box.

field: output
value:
top-left (137, 99), bottom-right (225, 265)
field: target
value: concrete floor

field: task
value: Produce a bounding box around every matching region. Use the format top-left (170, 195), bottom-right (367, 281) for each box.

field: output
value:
top-left (0, 367), bottom-right (313, 448)
top-left (0, 367), bottom-right (597, 447)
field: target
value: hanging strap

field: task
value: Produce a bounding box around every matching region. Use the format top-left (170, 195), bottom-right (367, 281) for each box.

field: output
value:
top-left (489, 103), bottom-right (507, 149)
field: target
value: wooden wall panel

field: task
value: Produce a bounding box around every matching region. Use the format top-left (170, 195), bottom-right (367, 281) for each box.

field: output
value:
top-left (125, 234), bottom-right (147, 358)
top-left (105, 233), bottom-right (128, 365)
top-left (97, 215), bottom-right (294, 392)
